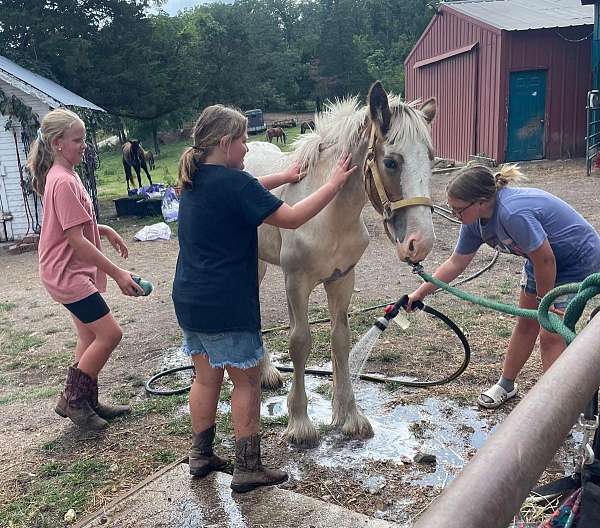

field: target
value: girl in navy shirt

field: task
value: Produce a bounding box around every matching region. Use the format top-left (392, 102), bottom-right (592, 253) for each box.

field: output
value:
top-left (173, 104), bottom-right (356, 492)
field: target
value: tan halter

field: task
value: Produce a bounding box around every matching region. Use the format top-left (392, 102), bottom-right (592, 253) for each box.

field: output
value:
top-left (363, 125), bottom-right (433, 219)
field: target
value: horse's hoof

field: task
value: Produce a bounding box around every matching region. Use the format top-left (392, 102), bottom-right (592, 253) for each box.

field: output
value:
top-left (341, 413), bottom-right (374, 440)
top-left (261, 367), bottom-right (284, 390)
top-left (285, 423), bottom-right (320, 449)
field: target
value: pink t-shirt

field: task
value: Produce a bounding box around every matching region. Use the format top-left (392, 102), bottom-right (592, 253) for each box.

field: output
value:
top-left (38, 165), bottom-right (107, 304)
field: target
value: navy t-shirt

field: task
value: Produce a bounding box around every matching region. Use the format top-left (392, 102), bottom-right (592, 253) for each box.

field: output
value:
top-left (172, 164), bottom-right (283, 332)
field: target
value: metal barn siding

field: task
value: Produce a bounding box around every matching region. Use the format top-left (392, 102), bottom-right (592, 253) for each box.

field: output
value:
top-left (500, 27), bottom-right (592, 161)
top-left (405, 8), bottom-right (503, 162)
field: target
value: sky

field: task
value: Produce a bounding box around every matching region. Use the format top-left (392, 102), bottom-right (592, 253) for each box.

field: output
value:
top-left (156, 0), bottom-right (234, 15)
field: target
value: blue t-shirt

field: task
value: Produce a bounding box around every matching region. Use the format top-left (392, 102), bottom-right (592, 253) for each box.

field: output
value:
top-left (172, 164), bottom-right (283, 332)
top-left (455, 187), bottom-right (600, 283)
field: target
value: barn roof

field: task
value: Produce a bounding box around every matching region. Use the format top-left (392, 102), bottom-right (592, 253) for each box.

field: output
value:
top-left (0, 54), bottom-right (104, 111)
top-left (444, 0), bottom-right (594, 31)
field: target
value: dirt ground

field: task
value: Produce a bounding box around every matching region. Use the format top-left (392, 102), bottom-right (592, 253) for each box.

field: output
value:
top-left (1, 158), bottom-right (599, 527)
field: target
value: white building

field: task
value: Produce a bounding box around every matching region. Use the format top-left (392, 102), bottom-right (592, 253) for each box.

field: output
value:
top-left (0, 54), bottom-right (103, 242)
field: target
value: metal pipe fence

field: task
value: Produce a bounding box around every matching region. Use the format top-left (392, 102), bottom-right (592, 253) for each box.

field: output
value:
top-left (412, 315), bottom-right (600, 528)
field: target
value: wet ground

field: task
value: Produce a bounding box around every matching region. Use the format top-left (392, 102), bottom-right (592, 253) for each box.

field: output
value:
top-left (155, 346), bottom-right (582, 526)
top-left (77, 464), bottom-right (400, 528)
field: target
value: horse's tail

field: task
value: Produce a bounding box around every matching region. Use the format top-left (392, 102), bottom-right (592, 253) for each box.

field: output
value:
top-left (282, 129), bottom-right (286, 142)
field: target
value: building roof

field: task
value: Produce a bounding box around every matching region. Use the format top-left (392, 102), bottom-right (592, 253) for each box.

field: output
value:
top-left (0, 54), bottom-right (104, 111)
top-left (444, 0), bottom-right (594, 31)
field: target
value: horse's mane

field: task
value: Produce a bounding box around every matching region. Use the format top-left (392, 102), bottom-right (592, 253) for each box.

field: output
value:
top-left (290, 95), bottom-right (432, 176)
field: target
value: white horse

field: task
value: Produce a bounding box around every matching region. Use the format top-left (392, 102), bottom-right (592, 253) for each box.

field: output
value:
top-left (245, 81), bottom-right (437, 447)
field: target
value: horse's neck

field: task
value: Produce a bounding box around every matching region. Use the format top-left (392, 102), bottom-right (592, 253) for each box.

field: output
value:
top-left (326, 138), bottom-right (369, 220)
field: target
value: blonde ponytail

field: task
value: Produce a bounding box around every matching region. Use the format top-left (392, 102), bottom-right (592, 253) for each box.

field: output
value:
top-left (27, 134), bottom-right (54, 195)
top-left (494, 164), bottom-right (527, 188)
top-left (447, 163), bottom-right (527, 202)
top-left (26, 108), bottom-right (84, 195)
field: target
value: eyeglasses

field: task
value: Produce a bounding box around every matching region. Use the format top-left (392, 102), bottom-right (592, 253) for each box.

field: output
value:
top-left (448, 201), bottom-right (476, 218)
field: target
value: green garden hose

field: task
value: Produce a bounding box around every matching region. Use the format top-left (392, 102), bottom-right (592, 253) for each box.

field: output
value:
top-left (412, 264), bottom-right (600, 345)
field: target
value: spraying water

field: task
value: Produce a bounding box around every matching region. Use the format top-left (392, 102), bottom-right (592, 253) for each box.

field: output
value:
top-left (348, 295), bottom-right (418, 383)
top-left (349, 321), bottom-right (388, 382)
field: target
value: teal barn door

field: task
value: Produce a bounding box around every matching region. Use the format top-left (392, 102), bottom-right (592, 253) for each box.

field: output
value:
top-left (506, 70), bottom-right (547, 161)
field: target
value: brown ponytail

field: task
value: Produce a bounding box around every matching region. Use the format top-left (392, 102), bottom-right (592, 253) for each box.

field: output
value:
top-left (178, 105), bottom-right (247, 189)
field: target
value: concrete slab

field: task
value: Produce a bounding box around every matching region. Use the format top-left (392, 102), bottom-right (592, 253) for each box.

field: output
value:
top-left (76, 460), bottom-right (401, 528)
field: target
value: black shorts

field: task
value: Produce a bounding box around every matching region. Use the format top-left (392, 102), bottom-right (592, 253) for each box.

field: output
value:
top-left (63, 292), bottom-right (110, 324)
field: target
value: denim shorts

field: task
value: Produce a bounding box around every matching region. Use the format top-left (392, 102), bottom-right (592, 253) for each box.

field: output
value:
top-left (520, 267), bottom-right (575, 309)
top-left (181, 329), bottom-right (264, 369)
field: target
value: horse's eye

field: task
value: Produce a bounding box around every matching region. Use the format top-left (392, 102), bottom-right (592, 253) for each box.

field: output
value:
top-left (383, 158), bottom-right (397, 170)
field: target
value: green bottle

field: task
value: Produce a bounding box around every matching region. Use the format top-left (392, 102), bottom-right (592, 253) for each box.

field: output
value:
top-left (132, 275), bottom-right (153, 296)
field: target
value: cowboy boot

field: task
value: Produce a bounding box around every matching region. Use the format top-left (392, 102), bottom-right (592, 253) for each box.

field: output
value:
top-left (55, 366), bottom-right (108, 431)
top-left (90, 378), bottom-right (130, 420)
top-left (189, 425), bottom-right (228, 477)
top-left (230, 434), bottom-right (288, 493)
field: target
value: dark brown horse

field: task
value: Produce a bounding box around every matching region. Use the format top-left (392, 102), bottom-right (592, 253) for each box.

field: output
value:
top-left (122, 140), bottom-right (153, 190)
top-left (300, 120), bottom-right (315, 134)
top-left (266, 127), bottom-right (286, 144)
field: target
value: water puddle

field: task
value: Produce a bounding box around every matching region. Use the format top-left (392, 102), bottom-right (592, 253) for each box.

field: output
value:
top-left (159, 347), bottom-right (575, 491)
top-left (259, 374), bottom-right (491, 487)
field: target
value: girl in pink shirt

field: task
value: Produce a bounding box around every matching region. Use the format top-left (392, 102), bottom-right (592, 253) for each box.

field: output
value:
top-left (27, 108), bottom-right (143, 431)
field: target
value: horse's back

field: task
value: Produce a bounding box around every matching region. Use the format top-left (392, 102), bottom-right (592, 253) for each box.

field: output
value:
top-left (245, 142), bottom-right (290, 265)
top-left (245, 142), bottom-right (288, 179)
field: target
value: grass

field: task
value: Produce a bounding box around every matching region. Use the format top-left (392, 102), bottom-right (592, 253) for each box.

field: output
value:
top-left (132, 393), bottom-right (188, 416)
top-left (1, 330), bottom-right (46, 357)
top-left (0, 301), bottom-right (16, 312)
top-left (151, 449), bottom-right (179, 465)
top-left (0, 385), bottom-right (61, 407)
top-left (95, 127), bottom-right (303, 201)
top-left (0, 459), bottom-right (110, 528)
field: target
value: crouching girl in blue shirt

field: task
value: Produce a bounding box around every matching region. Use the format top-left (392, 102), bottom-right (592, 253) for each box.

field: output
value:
top-left (407, 164), bottom-right (600, 409)
top-left (172, 104), bottom-right (356, 492)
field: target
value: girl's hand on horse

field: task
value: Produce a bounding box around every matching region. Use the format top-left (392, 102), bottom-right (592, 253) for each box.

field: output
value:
top-left (103, 227), bottom-right (129, 259)
top-left (284, 161), bottom-right (305, 183)
top-left (114, 268), bottom-right (144, 296)
top-left (330, 153), bottom-right (357, 190)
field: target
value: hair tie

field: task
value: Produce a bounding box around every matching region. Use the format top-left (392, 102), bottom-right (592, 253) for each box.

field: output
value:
top-left (36, 128), bottom-right (45, 145)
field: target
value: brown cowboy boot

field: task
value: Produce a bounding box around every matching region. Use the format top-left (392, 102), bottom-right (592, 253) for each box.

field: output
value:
top-left (55, 366), bottom-right (108, 431)
top-left (90, 378), bottom-right (130, 420)
top-left (230, 434), bottom-right (288, 493)
top-left (189, 425), bottom-right (228, 477)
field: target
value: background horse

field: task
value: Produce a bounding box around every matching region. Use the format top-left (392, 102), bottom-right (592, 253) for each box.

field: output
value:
top-left (244, 81), bottom-right (437, 448)
top-left (122, 140), bottom-right (153, 190)
top-left (145, 150), bottom-right (155, 170)
top-left (300, 120), bottom-right (315, 133)
top-left (266, 127), bottom-right (286, 144)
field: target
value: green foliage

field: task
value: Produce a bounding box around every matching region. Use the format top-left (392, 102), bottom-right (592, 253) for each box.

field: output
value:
top-left (2, 0), bottom-right (439, 143)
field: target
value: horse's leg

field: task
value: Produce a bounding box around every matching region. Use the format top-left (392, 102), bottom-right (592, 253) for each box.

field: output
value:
top-left (324, 270), bottom-right (374, 439)
top-left (142, 162), bottom-right (153, 186)
top-left (258, 260), bottom-right (284, 389)
top-left (134, 165), bottom-right (143, 189)
top-left (285, 272), bottom-right (320, 448)
top-left (123, 161), bottom-right (132, 190)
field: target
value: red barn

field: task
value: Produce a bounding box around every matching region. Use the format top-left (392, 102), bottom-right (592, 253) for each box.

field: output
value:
top-left (405, 0), bottom-right (593, 163)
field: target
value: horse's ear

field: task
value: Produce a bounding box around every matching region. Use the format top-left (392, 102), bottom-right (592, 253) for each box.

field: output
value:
top-left (368, 81), bottom-right (392, 136)
top-left (420, 98), bottom-right (437, 125)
